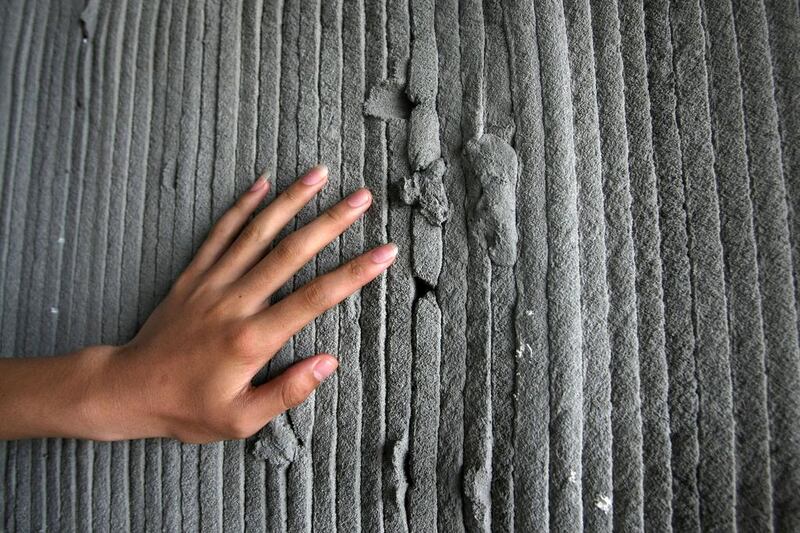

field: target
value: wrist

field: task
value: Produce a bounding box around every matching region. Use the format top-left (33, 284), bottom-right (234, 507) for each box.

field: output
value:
top-left (69, 345), bottom-right (131, 440)
top-left (44, 345), bottom-right (130, 441)
top-left (72, 344), bottom-right (171, 441)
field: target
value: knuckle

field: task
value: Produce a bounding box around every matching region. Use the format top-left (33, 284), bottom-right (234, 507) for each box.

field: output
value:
top-left (229, 322), bottom-right (260, 354)
top-left (323, 206), bottom-right (344, 224)
top-left (302, 282), bottom-right (330, 310)
top-left (347, 259), bottom-right (367, 281)
top-left (273, 236), bottom-right (303, 262)
top-left (202, 297), bottom-right (228, 319)
top-left (283, 187), bottom-right (300, 204)
top-left (234, 194), bottom-right (252, 212)
top-left (240, 222), bottom-right (266, 245)
top-left (213, 211), bottom-right (240, 238)
top-left (207, 221), bottom-right (229, 243)
top-left (280, 379), bottom-right (309, 410)
top-left (170, 271), bottom-right (193, 296)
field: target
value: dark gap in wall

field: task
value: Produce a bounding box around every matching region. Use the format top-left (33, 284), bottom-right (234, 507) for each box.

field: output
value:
top-left (413, 275), bottom-right (435, 299)
top-left (403, 424), bottom-right (413, 529)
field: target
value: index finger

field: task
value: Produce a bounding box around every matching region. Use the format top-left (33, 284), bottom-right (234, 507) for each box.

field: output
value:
top-left (256, 243), bottom-right (398, 353)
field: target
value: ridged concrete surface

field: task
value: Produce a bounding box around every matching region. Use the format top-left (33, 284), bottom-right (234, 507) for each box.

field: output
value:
top-left (1, 0), bottom-right (799, 531)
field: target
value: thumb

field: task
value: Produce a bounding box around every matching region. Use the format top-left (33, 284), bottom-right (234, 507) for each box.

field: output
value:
top-left (247, 354), bottom-right (338, 424)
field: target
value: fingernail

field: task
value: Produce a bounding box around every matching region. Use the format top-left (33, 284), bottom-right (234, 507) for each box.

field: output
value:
top-left (347, 188), bottom-right (371, 208)
top-left (249, 174), bottom-right (269, 192)
top-left (370, 243), bottom-right (398, 264)
top-left (301, 165), bottom-right (328, 185)
top-left (312, 357), bottom-right (338, 382)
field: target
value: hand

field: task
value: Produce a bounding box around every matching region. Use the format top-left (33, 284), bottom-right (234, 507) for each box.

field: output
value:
top-left (0, 165), bottom-right (397, 443)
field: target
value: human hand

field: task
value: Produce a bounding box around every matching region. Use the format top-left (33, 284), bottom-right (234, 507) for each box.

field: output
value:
top-left (0, 165), bottom-right (395, 443)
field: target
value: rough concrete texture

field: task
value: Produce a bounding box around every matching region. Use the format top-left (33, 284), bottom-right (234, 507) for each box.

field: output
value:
top-left (2, 0), bottom-right (800, 531)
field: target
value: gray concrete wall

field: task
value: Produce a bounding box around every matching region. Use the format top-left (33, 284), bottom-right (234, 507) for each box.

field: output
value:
top-left (1, 0), bottom-right (799, 530)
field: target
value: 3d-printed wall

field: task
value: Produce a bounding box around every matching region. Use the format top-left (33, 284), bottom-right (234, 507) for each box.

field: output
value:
top-left (2, 0), bottom-right (799, 531)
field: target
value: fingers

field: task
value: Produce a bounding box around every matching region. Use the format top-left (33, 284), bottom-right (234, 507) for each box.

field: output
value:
top-left (183, 174), bottom-right (271, 282)
top-left (256, 243), bottom-right (398, 352)
top-left (246, 354), bottom-right (338, 423)
top-left (234, 188), bottom-right (373, 311)
top-left (207, 165), bottom-right (329, 286)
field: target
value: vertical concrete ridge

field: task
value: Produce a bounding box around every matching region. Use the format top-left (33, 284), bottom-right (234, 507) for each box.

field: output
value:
top-left (285, 1), bottom-right (321, 531)
top-left (732, 1), bottom-right (800, 529)
top-left (39, 4), bottom-right (83, 532)
top-left (433, 1), bottom-right (467, 530)
top-left (671, 0), bottom-right (736, 529)
top-left (502, 0), bottom-right (550, 530)
top-left (175, 2), bottom-right (204, 530)
top-left (261, 0), bottom-right (299, 529)
top-left (591, 0), bottom-right (645, 529)
top-left (20, 3), bottom-right (64, 529)
top-left (337, 0), bottom-right (365, 529)
top-left (0, 0), bottom-right (40, 350)
top-left (763, 0), bottom-right (800, 527)
top-left (359, 0), bottom-right (388, 531)
top-left (408, 0), bottom-right (444, 289)
top-left (763, 0), bottom-right (800, 344)
top-left (619, 1), bottom-right (673, 529)
top-left (644, 1), bottom-right (702, 529)
top-left (191, 0), bottom-right (221, 255)
top-left (382, 1), bottom-right (412, 532)
top-left (563, 1), bottom-right (612, 530)
top-left (154, 1), bottom-right (188, 531)
top-left (102, 1), bottom-right (142, 529)
top-left (311, 2), bottom-right (343, 530)
top-left (0, 0), bottom-right (26, 242)
top-left (74, 4), bottom-right (114, 532)
top-left (534, 0), bottom-right (584, 530)
top-left (52, 0), bottom-right (98, 529)
top-left (458, 1), bottom-right (494, 530)
top-left (482, 0), bottom-right (518, 528)
top-left (702, 0), bottom-right (774, 528)
top-left (407, 293), bottom-right (441, 533)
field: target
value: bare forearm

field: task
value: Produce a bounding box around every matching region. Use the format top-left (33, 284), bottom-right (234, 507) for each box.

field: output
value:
top-left (0, 347), bottom-right (105, 439)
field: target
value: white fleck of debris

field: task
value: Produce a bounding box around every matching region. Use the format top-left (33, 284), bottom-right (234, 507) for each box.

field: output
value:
top-left (515, 343), bottom-right (533, 360)
top-left (515, 343), bottom-right (534, 363)
top-left (57, 237), bottom-right (65, 245)
top-left (595, 494), bottom-right (612, 514)
top-left (50, 307), bottom-right (59, 315)
top-left (568, 469), bottom-right (578, 484)
top-left (525, 309), bottom-right (534, 316)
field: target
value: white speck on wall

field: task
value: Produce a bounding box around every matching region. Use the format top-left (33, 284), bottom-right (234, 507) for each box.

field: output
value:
top-left (515, 343), bottom-right (533, 361)
top-left (525, 309), bottom-right (534, 316)
top-left (595, 494), bottom-right (612, 514)
top-left (50, 307), bottom-right (59, 315)
top-left (57, 236), bottom-right (65, 245)
top-left (568, 469), bottom-right (578, 485)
